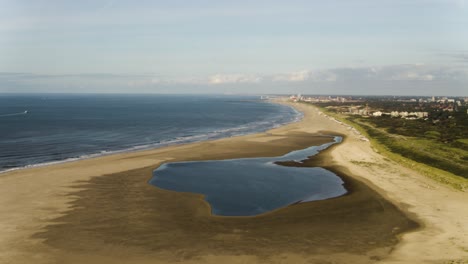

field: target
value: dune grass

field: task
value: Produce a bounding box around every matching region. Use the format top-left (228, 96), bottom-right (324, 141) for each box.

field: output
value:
top-left (313, 104), bottom-right (468, 191)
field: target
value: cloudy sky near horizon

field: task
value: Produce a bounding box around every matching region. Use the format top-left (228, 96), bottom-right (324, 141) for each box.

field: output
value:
top-left (1, 0), bottom-right (467, 95)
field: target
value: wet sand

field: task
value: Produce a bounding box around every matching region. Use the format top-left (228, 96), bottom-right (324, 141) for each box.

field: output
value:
top-left (0, 99), bottom-right (466, 263)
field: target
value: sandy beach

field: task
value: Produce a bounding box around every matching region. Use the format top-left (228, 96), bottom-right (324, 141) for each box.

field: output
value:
top-left (0, 99), bottom-right (466, 264)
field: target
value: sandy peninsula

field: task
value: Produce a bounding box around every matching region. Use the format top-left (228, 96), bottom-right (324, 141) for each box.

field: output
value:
top-left (0, 99), bottom-right (466, 264)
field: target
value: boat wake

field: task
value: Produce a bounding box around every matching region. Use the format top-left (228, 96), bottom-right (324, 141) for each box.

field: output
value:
top-left (0, 110), bottom-right (28, 117)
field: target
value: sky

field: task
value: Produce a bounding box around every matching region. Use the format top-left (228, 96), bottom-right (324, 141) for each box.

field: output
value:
top-left (0, 0), bottom-right (467, 95)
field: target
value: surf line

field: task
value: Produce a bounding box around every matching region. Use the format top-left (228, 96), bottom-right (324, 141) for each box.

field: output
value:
top-left (0, 110), bottom-right (28, 117)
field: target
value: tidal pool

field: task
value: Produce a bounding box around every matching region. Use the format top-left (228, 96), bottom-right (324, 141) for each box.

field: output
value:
top-left (150, 137), bottom-right (347, 216)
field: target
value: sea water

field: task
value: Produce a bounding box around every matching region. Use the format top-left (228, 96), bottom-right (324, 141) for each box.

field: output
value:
top-left (0, 94), bottom-right (301, 172)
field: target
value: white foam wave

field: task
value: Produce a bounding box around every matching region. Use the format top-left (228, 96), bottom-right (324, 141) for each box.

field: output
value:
top-left (0, 101), bottom-right (303, 174)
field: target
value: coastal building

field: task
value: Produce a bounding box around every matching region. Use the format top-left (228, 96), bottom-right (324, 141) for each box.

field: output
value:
top-left (416, 112), bottom-right (429, 118)
top-left (399, 111), bottom-right (409, 117)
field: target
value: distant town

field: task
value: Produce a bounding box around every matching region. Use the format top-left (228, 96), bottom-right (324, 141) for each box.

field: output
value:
top-left (278, 93), bottom-right (467, 182)
top-left (288, 94), bottom-right (468, 120)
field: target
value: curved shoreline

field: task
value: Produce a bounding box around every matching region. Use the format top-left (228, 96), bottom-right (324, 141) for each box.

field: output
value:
top-left (0, 100), bottom-right (303, 175)
top-left (0, 99), bottom-right (466, 264)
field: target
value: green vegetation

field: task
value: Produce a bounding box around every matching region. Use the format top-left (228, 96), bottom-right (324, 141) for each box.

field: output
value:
top-left (455, 139), bottom-right (468, 151)
top-left (363, 112), bottom-right (467, 144)
top-left (424, 130), bottom-right (440, 140)
top-left (313, 103), bottom-right (468, 191)
top-left (348, 116), bottom-right (468, 178)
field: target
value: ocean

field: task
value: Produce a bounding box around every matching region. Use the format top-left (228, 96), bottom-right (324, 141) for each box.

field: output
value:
top-left (0, 94), bottom-right (301, 173)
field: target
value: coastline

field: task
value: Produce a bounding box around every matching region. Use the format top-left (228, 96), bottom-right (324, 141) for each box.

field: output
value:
top-left (0, 100), bottom-right (303, 175)
top-left (0, 99), bottom-right (466, 263)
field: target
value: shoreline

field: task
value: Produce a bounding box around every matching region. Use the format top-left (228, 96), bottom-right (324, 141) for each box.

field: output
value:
top-left (0, 99), bottom-right (466, 263)
top-left (0, 99), bottom-right (303, 175)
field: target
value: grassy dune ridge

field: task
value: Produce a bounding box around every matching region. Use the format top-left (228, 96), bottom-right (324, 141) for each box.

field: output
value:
top-left (312, 103), bottom-right (468, 191)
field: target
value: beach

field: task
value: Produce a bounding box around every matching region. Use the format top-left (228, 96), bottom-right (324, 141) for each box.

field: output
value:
top-left (0, 100), bottom-right (466, 264)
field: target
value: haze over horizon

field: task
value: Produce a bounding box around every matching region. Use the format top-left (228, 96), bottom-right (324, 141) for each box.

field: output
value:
top-left (1, 0), bottom-right (467, 96)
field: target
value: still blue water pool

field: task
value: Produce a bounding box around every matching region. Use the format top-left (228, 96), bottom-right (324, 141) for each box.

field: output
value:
top-left (150, 137), bottom-right (346, 216)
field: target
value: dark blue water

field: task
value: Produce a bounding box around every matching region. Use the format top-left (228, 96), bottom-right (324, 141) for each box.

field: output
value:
top-left (150, 137), bottom-right (346, 216)
top-left (0, 94), bottom-right (300, 172)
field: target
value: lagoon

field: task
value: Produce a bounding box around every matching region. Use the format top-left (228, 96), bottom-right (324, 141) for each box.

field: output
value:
top-left (150, 137), bottom-right (346, 216)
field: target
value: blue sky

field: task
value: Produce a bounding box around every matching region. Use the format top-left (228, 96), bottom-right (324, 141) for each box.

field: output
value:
top-left (1, 0), bottom-right (467, 95)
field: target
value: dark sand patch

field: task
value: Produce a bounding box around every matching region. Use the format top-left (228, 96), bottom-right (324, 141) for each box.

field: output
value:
top-left (34, 133), bottom-right (418, 263)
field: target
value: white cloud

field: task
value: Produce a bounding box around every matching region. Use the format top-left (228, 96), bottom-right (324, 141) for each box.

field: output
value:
top-left (272, 70), bottom-right (309, 82)
top-left (390, 72), bottom-right (435, 81)
top-left (271, 70), bottom-right (337, 82)
top-left (328, 64), bottom-right (460, 81)
top-left (269, 64), bottom-right (467, 83)
top-left (309, 71), bottom-right (338, 82)
top-left (207, 70), bottom-right (338, 84)
top-left (208, 74), bottom-right (262, 84)
top-left (1, 64), bottom-right (467, 94)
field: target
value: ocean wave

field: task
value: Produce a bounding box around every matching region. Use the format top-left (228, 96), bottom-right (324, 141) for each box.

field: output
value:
top-left (0, 101), bottom-right (303, 174)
